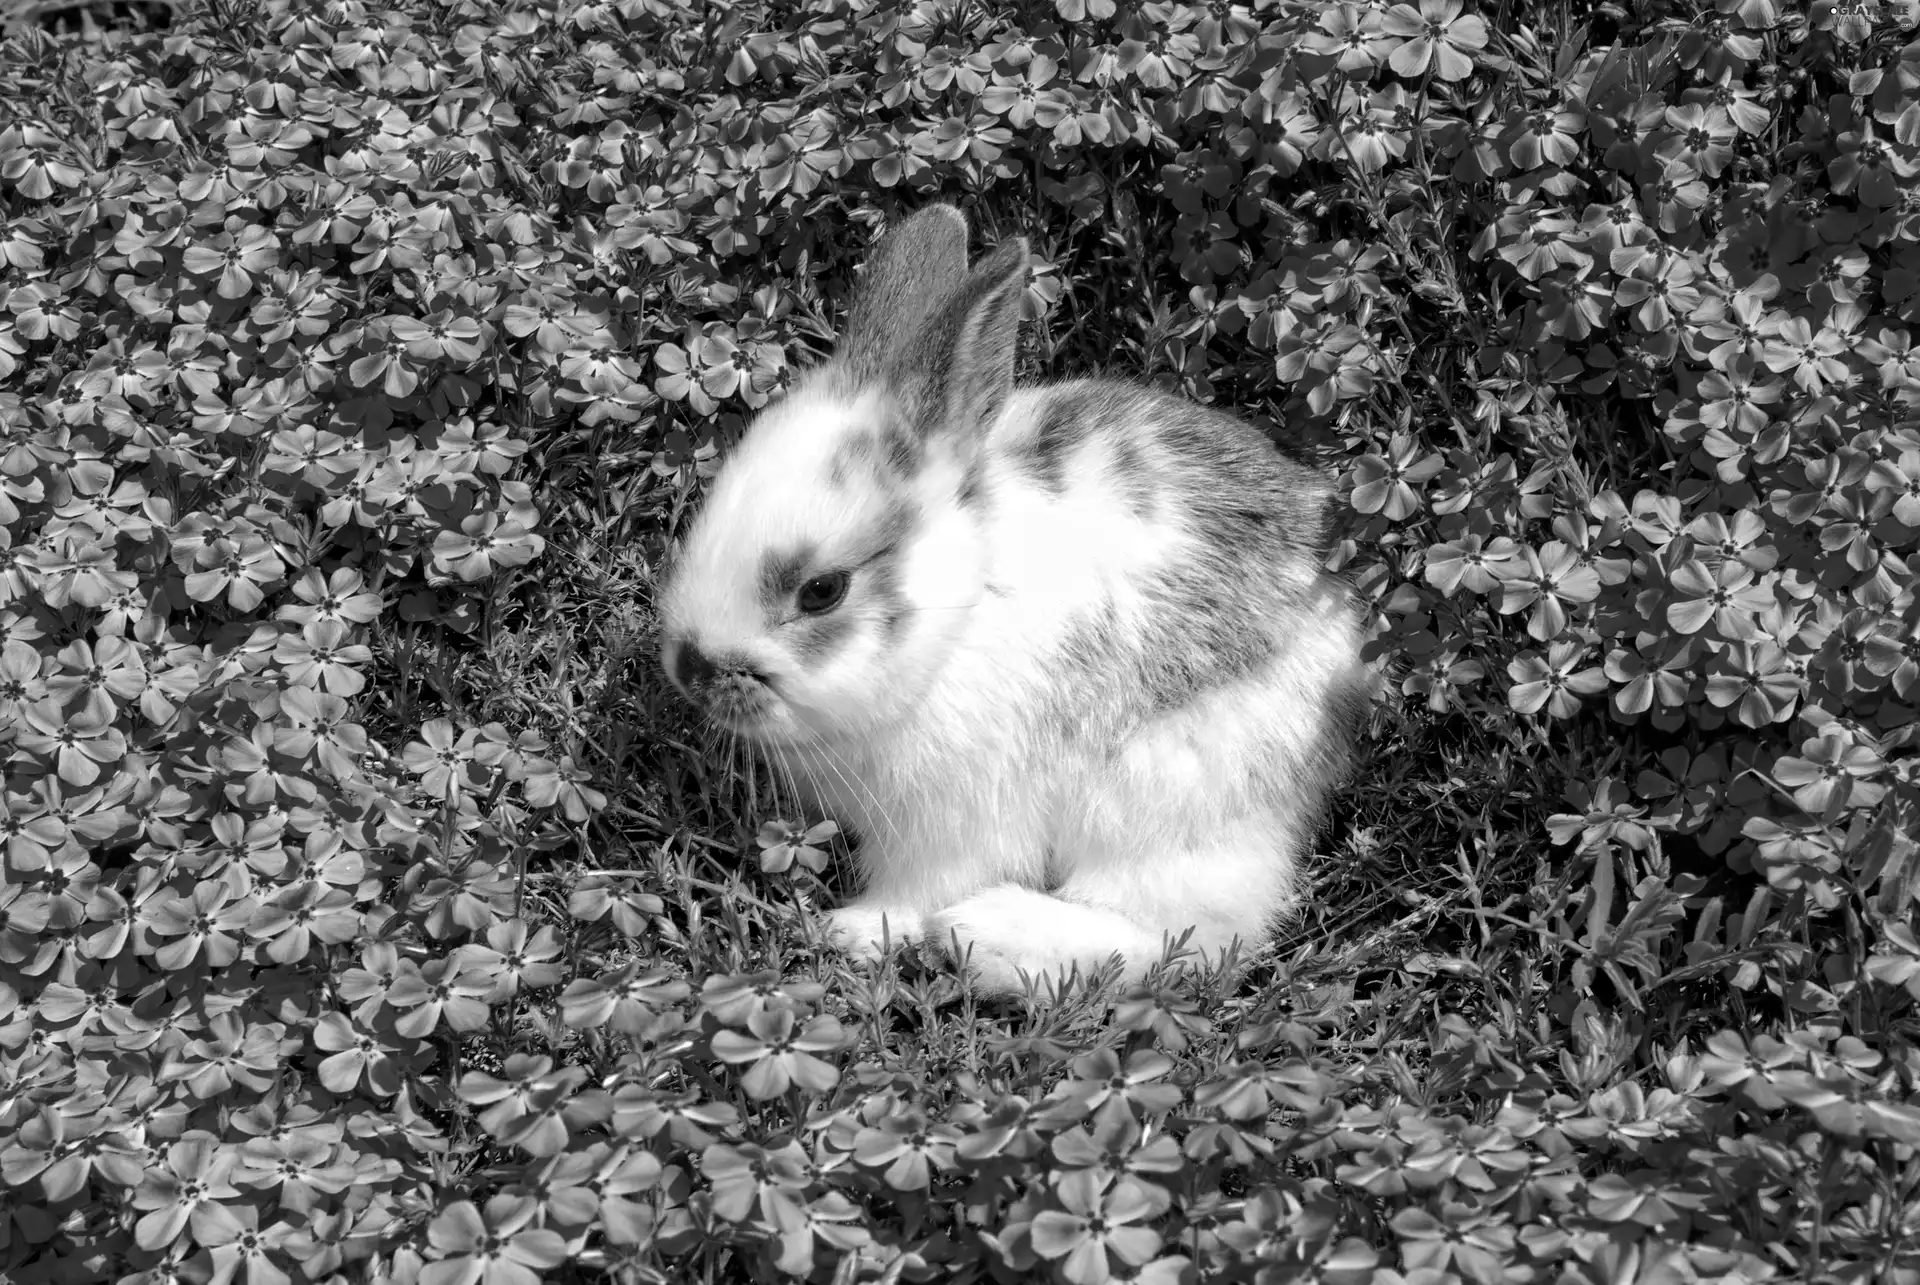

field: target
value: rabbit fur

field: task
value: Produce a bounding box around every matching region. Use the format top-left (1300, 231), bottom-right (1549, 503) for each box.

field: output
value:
top-left (660, 204), bottom-right (1370, 997)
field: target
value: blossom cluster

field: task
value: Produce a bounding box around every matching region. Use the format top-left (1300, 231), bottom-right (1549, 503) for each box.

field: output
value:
top-left (0, 0), bottom-right (1917, 1282)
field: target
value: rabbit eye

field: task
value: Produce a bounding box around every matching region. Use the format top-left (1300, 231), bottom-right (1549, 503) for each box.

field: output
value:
top-left (796, 571), bottom-right (850, 614)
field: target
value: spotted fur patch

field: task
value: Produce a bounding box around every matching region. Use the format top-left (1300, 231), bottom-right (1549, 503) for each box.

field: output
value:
top-left (1038, 387), bottom-right (1339, 716)
top-left (1106, 433), bottom-right (1156, 521)
top-left (824, 433), bottom-right (869, 491)
top-left (956, 449), bottom-right (991, 512)
top-left (1134, 573), bottom-right (1279, 713)
top-left (787, 596), bottom-right (861, 663)
top-left (856, 497), bottom-right (920, 566)
top-left (757, 542), bottom-right (818, 613)
top-left (864, 554), bottom-right (911, 648)
top-left (1057, 600), bottom-right (1123, 675)
top-left (1017, 384), bottom-right (1108, 495)
top-left (1155, 398), bottom-right (1327, 572)
top-left (826, 423), bottom-right (926, 490)
top-left (882, 425), bottom-right (923, 479)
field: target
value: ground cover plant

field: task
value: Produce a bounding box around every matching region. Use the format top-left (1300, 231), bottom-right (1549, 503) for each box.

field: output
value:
top-left (1, 0), bottom-right (1919, 1280)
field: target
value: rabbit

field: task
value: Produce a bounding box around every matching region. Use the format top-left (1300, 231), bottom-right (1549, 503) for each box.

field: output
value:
top-left (658, 203), bottom-right (1371, 997)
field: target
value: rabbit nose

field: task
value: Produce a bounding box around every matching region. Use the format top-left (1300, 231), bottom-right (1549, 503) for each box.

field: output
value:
top-left (664, 636), bottom-right (716, 693)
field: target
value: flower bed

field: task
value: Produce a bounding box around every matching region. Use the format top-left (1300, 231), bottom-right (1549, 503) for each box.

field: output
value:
top-left (1, 0), bottom-right (1918, 1282)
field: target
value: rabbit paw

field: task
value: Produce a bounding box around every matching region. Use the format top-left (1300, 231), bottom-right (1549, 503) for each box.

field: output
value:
top-left (926, 886), bottom-right (1135, 997)
top-left (823, 903), bottom-right (923, 963)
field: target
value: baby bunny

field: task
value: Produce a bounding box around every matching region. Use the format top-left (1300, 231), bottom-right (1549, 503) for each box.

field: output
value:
top-left (659, 203), bottom-right (1370, 996)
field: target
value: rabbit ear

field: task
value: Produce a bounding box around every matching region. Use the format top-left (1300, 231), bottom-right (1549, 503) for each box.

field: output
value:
top-left (893, 236), bottom-right (1029, 441)
top-left (839, 204), bottom-right (971, 384)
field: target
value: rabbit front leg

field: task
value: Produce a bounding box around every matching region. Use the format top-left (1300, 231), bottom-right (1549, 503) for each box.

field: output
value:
top-left (923, 885), bottom-right (1161, 994)
top-left (818, 830), bottom-right (969, 964)
top-left (822, 833), bottom-right (1009, 962)
top-left (819, 778), bottom-right (1040, 968)
top-left (766, 749), bottom-right (932, 962)
top-left (822, 901), bottom-right (925, 962)
top-left (926, 820), bottom-right (1297, 996)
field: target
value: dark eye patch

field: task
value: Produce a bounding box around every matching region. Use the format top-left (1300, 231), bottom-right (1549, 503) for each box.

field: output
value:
top-left (757, 542), bottom-right (818, 611)
top-left (756, 496), bottom-right (921, 646)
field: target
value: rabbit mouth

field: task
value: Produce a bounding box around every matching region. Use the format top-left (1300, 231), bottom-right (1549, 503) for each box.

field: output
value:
top-left (706, 695), bottom-right (826, 750)
top-left (698, 678), bottom-right (819, 748)
top-left (699, 679), bottom-right (777, 730)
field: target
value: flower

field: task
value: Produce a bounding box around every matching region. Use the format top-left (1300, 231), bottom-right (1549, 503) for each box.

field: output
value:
top-left (456, 919), bottom-right (567, 1002)
top-left (1658, 102), bottom-right (1738, 177)
top-left (558, 963), bottom-right (690, 1034)
top-left (567, 874), bottom-right (665, 936)
top-left (456, 1056), bottom-right (593, 1156)
top-left (1701, 642), bottom-right (1801, 726)
top-left (182, 534), bottom-right (286, 611)
top-left (1494, 541), bottom-right (1602, 640)
top-left (0, 882), bottom-right (51, 963)
top-left (1615, 254), bottom-right (1703, 332)
top-left (699, 1140), bottom-right (811, 1222)
top-left (768, 1190), bottom-right (873, 1277)
top-left (129, 1136), bottom-right (240, 1252)
top-left (1773, 732), bottom-right (1889, 815)
top-left (1756, 314), bottom-right (1854, 394)
top-left (311, 1011), bottom-right (409, 1097)
top-left (1694, 359), bottom-right (1783, 437)
top-left (1664, 559), bottom-right (1776, 638)
top-left (1302, 4), bottom-right (1392, 73)
top-left (1546, 778), bottom-right (1654, 852)
top-left (1334, 90), bottom-right (1411, 172)
top-left (699, 969), bottom-right (827, 1026)
top-left (979, 60), bottom-right (1074, 130)
top-left (146, 880), bottom-right (253, 970)
top-left (180, 225), bottom-right (282, 299)
top-left (1425, 534), bottom-right (1523, 595)
top-left (1050, 1104), bottom-right (1187, 1183)
top-left (852, 1107), bottom-right (963, 1190)
top-left (13, 697), bottom-right (127, 786)
top-left (1830, 121), bottom-right (1919, 209)
top-left (273, 619), bottom-right (373, 695)
top-left (0, 123), bottom-right (87, 198)
top-left (276, 566), bottom-right (385, 626)
top-left (1378, 0), bottom-right (1490, 81)
top-left (1350, 435), bottom-right (1444, 520)
top-left (1508, 643), bottom-right (1608, 717)
top-left (1029, 1171), bottom-right (1168, 1285)
top-left (166, 1009), bottom-right (295, 1098)
top-left (1049, 1048), bottom-right (1185, 1119)
top-left (422, 1197), bottom-right (568, 1285)
top-left (756, 818), bottom-right (839, 874)
top-left (1392, 1204), bottom-right (1518, 1279)
top-left (1507, 108), bottom-right (1585, 169)
top-left (709, 1007), bottom-right (846, 1099)
top-left (402, 718), bottom-right (500, 797)
top-left (43, 636), bottom-right (146, 711)
top-left (430, 512), bottom-right (544, 581)
top-left (188, 1201), bottom-right (299, 1285)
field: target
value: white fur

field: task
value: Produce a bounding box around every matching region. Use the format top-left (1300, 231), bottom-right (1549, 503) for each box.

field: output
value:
top-left (786, 403), bottom-right (1357, 979)
top-left (660, 211), bottom-right (1367, 998)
